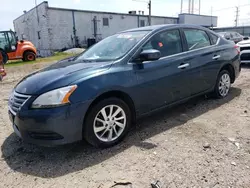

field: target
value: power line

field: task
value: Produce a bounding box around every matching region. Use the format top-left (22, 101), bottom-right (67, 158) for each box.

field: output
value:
top-left (204, 3), bottom-right (250, 14)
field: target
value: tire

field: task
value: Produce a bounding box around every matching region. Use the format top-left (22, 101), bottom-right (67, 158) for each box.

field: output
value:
top-left (83, 97), bottom-right (132, 148)
top-left (213, 70), bottom-right (231, 98)
top-left (0, 50), bottom-right (8, 64)
top-left (23, 51), bottom-right (36, 61)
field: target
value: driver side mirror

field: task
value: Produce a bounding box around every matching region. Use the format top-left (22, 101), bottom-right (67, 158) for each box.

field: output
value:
top-left (243, 36), bottom-right (249, 40)
top-left (138, 49), bottom-right (161, 62)
top-left (225, 36), bottom-right (230, 40)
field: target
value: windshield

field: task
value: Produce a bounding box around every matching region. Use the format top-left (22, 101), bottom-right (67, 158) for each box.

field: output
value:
top-left (76, 31), bottom-right (149, 61)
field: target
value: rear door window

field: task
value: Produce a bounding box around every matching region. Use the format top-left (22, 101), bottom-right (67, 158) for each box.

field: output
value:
top-left (183, 29), bottom-right (211, 50)
top-left (235, 32), bottom-right (242, 38)
top-left (231, 32), bottom-right (238, 38)
top-left (224, 33), bottom-right (231, 39)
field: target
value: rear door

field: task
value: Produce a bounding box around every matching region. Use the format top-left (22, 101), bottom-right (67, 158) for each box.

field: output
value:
top-left (181, 28), bottom-right (222, 95)
top-left (132, 29), bottom-right (192, 113)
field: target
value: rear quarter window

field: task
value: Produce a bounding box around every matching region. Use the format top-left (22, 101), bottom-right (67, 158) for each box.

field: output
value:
top-left (210, 33), bottom-right (219, 45)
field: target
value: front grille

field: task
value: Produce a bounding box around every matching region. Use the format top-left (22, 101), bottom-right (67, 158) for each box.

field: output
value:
top-left (8, 91), bottom-right (31, 115)
top-left (241, 53), bottom-right (250, 61)
top-left (28, 132), bottom-right (64, 140)
top-left (240, 47), bottom-right (250, 51)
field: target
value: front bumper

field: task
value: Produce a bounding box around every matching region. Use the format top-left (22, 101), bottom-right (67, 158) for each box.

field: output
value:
top-left (240, 49), bottom-right (250, 63)
top-left (8, 100), bottom-right (92, 146)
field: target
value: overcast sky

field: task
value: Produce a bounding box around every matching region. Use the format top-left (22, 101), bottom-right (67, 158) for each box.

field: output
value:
top-left (1, 0), bottom-right (250, 30)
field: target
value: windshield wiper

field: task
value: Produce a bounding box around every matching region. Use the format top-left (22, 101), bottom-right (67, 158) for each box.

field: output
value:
top-left (78, 59), bottom-right (96, 63)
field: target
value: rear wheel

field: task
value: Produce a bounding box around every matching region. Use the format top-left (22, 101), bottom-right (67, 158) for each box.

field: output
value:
top-left (83, 98), bottom-right (132, 148)
top-left (213, 70), bottom-right (231, 98)
top-left (23, 51), bottom-right (36, 61)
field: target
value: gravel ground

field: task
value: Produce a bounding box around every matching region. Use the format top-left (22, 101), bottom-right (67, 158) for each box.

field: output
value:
top-left (0, 62), bottom-right (250, 188)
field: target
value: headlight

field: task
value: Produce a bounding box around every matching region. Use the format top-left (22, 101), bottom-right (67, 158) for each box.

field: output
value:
top-left (31, 85), bottom-right (77, 109)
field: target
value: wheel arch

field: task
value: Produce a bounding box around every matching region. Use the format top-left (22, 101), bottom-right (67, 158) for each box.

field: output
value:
top-left (22, 49), bottom-right (36, 58)
top-left (219, 64), bottom-right (235, 83)
top-left (84, 90), bottom-right (136, 127)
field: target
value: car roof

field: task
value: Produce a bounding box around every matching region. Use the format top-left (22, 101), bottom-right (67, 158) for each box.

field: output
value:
top-left (218, 31), bottom-right (239, 34)
top-left (120, 24), bottom-right (209, 33)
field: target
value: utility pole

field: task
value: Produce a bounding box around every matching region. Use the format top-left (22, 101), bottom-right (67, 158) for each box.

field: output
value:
top-left (191, 0), bottom-right (195, 14)
top-left (211, 6), bottom-right (213, 29)
top-left (148, 0), bottom-right (151, 25)
top-left (188, 0), bottom-right (191, 13)
top-left (235, 6), bottom-right (239, 27)
top-left (133, 0), bottom-right (151, 26)
top-left (180, 0), bottom-right (183, 13)
top-left (35, 0), bottom-right (39, 24)
top-left (199, 0), bottom-right (201, 15)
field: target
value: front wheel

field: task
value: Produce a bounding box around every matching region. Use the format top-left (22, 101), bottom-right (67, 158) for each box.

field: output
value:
top-left (83, 98), bottom-right (132, 148)
top-left (213, 70), bottom-right (231, 98)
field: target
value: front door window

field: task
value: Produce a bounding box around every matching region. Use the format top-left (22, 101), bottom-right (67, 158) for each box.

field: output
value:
top-left (7, 32), bottom-right (17, 51)
top-left (142, 29), bottom-right (183, 58)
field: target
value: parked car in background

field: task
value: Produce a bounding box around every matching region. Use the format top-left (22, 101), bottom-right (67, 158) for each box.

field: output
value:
top-left (8, 24), bottom-right (241, 148)
top-left (217, 31), bottom-right (244, 44)
top-left (237, 38), bottom-right (250, 63)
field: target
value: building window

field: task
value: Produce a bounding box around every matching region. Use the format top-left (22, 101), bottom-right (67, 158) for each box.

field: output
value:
top-left (37, 31), bottom-right (41, 39)
top-left (103, 18), bottom-right (109, 26)
top-left (140, 20), bottom-right (145, 27)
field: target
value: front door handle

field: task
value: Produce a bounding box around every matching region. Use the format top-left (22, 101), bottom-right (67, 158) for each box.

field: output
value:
top-left (178, 63), bottom-right (190, 69)
top-left (213, 55), bottom-right (221, 60)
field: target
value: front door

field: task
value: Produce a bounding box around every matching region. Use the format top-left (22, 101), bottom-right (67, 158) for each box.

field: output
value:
top-left (0, 32), bottom-right (10, 52)
top-left (132, 29), bottom-right (192, 114)
top-left (5, 31), bottom-right (19, 60)
top-left (6, 31), bottom-right (17, 52)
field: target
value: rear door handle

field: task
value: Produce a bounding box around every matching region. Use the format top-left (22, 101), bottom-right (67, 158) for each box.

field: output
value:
top-left (178, 63), bottom-right (190, 69)
top-left (213, 55), bottom-right (221, 60)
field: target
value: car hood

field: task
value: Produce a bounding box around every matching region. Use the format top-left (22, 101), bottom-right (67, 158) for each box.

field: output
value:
top-left (237, 40), bottom-right (250, 45)
top-left (15, 57), bottom-right (113, 95)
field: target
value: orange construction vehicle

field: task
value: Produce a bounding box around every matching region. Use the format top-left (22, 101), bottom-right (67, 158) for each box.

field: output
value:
top-left (0, 30), bottom-right (37, 64)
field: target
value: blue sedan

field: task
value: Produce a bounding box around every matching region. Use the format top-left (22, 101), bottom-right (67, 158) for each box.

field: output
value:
top-left (8, 24), bottom-right (241, 147)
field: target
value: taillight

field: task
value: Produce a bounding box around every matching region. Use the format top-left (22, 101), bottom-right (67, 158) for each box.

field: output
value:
top-left (234, 45), bottom-right (240, 54)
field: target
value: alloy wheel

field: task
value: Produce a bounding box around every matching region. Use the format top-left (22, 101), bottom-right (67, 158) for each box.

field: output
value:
top-left (93, 105), bottom-right (126, 142)
top-left (219, 73), bottom-right (231, 97)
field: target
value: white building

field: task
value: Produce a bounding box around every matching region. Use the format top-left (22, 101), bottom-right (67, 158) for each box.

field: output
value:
top-left (13, 1), bottom-right (217, 57)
